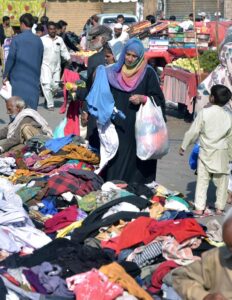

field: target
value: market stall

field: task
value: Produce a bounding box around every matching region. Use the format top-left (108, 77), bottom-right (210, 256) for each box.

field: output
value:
top-left (163, 66), bottom-right (198, 114)
top-left (162, 50), bottom-right (219, 113)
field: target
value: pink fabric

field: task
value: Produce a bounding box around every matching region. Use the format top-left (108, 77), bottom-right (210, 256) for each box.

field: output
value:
top-left (163, 67), bottom-right (198, 113)
top-left (64, 100), bottom-right (80, 136)
top-left (60, 69), bottom-right (80, 114)
top-left (66, 269), bottom-right (123, 300)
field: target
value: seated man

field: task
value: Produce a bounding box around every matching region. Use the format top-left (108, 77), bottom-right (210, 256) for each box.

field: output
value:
top-left (0, 96), bottom-right (52, 153)
top-left (173, 208), bottom-right (232, 300)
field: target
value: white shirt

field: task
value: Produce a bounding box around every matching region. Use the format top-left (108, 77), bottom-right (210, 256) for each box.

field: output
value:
top-left (32, 23), bottom-right (37, 34)
top-left (111, 31), bottom-right (129, 45)
top-left (180, 20), bottom-right (194, 31)
top-left (41, 35), bottom-right (71, 72)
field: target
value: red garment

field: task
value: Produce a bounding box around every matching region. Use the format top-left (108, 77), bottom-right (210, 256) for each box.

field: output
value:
top-left (101, 217), bottom-right (206, 254)
top-left (101, 217), bottom-right (154, 254)
top-left (44, 205), bottom-right (78, 233)
top-left (64, 100), bottom-right (80, 136)
top-left (46, 172), bottom-right (94, 197)
top-left (151, 196), bottom-right (166, 205)
top-left (146, 218), bottom-right (207, 244)
top-left (60, 69), bottom-right (80, 114)
top-left (148, 261), bottom-right (178, 293)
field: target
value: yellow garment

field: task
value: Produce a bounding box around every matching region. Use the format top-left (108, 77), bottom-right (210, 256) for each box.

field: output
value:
top-left (205, 238), bottom-right (225, 248)
top-left (56, 220), bottom-right (82, 238)
top-left (100, 262), bottom-right (152, 300)
top-left (173, 246), bottom-right (232, 300)
top-left (182, 105), bottom-right (232, 174)
top-left (4, 26), bottom-right (14, 37)
top-left (149, 202), bottom-right (165, 219)
top-left (96, 220), bottom-right (127, 241)
top-left (33, 155), bottom-right (65, 170)
top-left (121, 57), bottom-right (147, 80)
top-left (38, 144), bottom-right (99, 168)
top-left (9, 169), bottom-right (43, 183)
top-left (63, 144), bottom-right (99, 164)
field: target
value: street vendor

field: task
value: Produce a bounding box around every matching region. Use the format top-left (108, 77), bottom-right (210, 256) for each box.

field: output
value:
top-left (179, 13), bottom-right (194, 31)
top-left (0, 96), bottom-right (52, 153)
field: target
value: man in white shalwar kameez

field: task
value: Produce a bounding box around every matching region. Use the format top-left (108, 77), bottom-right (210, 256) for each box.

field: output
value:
top-left (41, 22), bottom-right (70, 110)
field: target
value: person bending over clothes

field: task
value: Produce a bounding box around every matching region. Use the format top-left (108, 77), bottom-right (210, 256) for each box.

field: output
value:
top-left (180, 85), bottom-right (232, 216)
top-left (173, 207), bottom-right (232, 300)
top-left (0, 96), bottom-right (52, 153)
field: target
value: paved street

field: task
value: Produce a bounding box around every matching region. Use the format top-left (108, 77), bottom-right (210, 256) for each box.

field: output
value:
top-left (0, 85), bottom-right (230, 223)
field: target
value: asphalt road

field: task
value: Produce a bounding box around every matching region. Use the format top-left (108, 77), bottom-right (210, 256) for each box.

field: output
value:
top-left (0, 83), bottom-right (230, 224)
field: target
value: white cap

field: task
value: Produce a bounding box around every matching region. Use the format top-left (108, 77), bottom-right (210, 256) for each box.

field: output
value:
top-left (114, 23), bottom-right (123, 29)
top-left (198, 12), bottom-right (206, 17)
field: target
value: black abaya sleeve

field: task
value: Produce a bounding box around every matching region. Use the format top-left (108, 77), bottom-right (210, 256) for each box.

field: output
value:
top-left (145, 66), bottom-right (166, 121)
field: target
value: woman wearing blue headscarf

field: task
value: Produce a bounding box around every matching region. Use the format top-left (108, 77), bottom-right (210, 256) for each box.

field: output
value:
top-left (90, 38), bottom-right (166, 183)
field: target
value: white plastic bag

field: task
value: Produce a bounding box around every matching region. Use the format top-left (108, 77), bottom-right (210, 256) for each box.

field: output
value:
top-left (135, 97), bottom-right (169, 160)
top-left (0, 81), bottom-right (12, 100)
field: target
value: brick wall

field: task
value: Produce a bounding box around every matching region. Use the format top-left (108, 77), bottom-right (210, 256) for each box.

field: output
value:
top-left (102, 2), bottom-right (136, 15)
top-left (224, 0), bottom-right (232, 20)
top-left (143, 0), bottom-right (157, 18)
top-left (46, 0), bottom-right (103, 34)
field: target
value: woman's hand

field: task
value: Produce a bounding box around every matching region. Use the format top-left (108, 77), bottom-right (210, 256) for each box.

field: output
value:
top-left (71, 85), bottom-right (77, 92)
top-left (129, 94), bottom-right (146, 105)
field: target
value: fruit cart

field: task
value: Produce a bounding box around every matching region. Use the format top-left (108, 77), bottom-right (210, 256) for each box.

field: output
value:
top-left (163, 67), bottom-right (198, 114)
top-left (162, 50), bottom-right (219, 114)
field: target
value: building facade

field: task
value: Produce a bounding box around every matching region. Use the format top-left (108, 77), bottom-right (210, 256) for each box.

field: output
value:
top-left (224, 0), bottom-right (232, 19)
top-left (164, 0), bottom-right (224, 19)
top-left (46, 0), bottom-right (141, 34)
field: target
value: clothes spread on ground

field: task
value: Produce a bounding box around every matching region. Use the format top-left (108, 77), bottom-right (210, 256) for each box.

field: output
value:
top-left (66, 269), bottom-right (123, 300)
top-left (101, 217), bottom-right (206, 254)
top-left (45, 135), bottom-right (74, 153)
top-left (0, 132), bottom-right (220, 299)
top-left (0, 157), bottom-right (16, 176)
top-left (100, 262), bottom-right (153, 300)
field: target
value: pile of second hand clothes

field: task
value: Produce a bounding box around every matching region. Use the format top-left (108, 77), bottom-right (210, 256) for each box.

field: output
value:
top-left (0, 135), bottom-right (224, 300)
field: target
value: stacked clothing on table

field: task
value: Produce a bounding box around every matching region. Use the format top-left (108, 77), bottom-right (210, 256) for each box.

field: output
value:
top-left (0, 134), bottom-right (224, 299)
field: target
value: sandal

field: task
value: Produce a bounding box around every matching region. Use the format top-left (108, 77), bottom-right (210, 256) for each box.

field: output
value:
top-left (193, 208), bottom-right (215, 218)
top-left (215, 209), bottom-right (225, 216)
top-left (226, 191), bottom-right (232, 204)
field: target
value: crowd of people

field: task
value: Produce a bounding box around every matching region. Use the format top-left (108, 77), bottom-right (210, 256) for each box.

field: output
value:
top-left (0, 9), bottom-right (231, 300)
